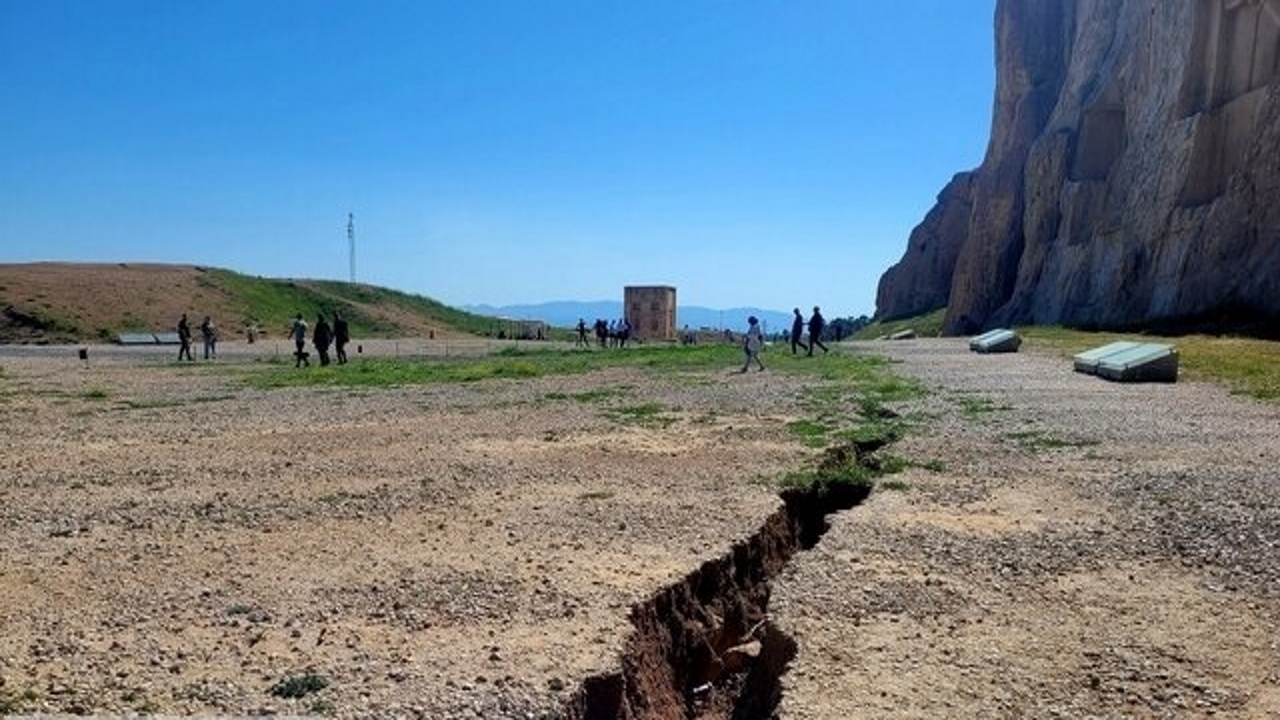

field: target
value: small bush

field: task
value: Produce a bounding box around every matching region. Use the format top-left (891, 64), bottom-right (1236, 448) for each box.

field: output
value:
top-left (269, 672), bottom-right (328, 699)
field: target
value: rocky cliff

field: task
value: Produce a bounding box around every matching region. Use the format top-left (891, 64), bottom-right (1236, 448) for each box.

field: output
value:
top-left (876, 0), bottom-right (1280, 336)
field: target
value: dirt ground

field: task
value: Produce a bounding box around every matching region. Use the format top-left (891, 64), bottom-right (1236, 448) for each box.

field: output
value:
top-left (3, 338), bottom-right (1280, 718)
top-left (774, 339), bottom-right (1280, 719)
top-left (0, 341), bottom-right (810, 718)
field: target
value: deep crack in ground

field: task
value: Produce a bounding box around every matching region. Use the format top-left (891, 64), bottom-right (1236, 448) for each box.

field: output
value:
top-left (565, 442), bottom-right (882, 719)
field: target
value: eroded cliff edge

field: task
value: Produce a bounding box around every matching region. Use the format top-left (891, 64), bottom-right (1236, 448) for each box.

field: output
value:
top-left (877, 0), bottom-right (1280, 336)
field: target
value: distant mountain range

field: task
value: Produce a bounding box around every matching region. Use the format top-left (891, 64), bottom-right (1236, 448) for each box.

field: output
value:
top-left (464, 301), bottom-right (794, 333)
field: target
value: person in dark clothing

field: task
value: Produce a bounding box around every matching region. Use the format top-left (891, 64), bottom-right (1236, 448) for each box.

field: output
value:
top-left (807, 306), bottom-right (829, 356)
top-left (790, 308), bottom-right (809, 355)
top-left (177, 313), bottom-right (195, 361)
top-left (313, 314), bottom-right (333, 367)
top-left (576, 318), bottom-right (588, 348)
top-left (291, 314), bottom-right (309, 367)
top-left (594, 318), bottom-right (608, 348)
top-left (333, 312), bottom-right (350, 365)
top-left (199, 315), bottom-right (217, 360)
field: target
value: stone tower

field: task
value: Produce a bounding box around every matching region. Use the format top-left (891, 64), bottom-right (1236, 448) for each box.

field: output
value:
top-left (624, 286), bottom-right (677, 342)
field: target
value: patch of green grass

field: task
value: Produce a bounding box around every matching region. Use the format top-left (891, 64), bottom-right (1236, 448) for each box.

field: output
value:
top-left (269, 672), bottom-right (329, 699)
top-left (241, 344), bottom-right (928, 402)
top-left (879, 478), bottom-right (911, 492)
top-left (776, 463), bottom-right (874, 494)
top-left (1004, 430), bottom-right (1098, 450)
top-left (879, 454), bottom-right (910, 475)
top-left (607, 402), bottom-right (675, 428)
top-left (853, 307), bottom-right (947, 340)
top-left (835, 420), bottom-right (905, 447)
top-left (545, 388), bottom-right (624, 404)
top-left (920, 459), bottom-right (946, 472)
top-left (955, 394), bottom-right (1011, 415)
top-left (78, 387), bottom-right (110, 401)
top-left (787, 419), bottom-right (831, 448)
top-left (205, 268), bottom-right (501, 339)
top-left (1019, 326), bottom-right (1280, 402)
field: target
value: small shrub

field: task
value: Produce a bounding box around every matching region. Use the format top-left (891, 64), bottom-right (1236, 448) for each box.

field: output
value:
top-left (269, 672), bottom-right (328, 699)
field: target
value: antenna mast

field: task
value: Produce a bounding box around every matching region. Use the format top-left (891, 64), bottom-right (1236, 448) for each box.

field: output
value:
top-left (347, 212), bottom-right (356, 283)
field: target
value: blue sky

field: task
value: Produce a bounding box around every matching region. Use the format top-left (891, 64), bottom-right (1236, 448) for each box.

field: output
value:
top-left (0, 1), bottom-right (996, 319)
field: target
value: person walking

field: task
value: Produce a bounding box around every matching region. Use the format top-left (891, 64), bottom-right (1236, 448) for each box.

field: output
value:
top-left (790, 308), bottom-right (809, 355)
top-left (739, 316), bottom-right (765, 373)
top-left (313, 314), bottom-right (333, 367)
top-left (576, 318), bottom-right (588, 348)
top-left (177, 313), bottom-right (195, 361)
top-left (290, 314), bottom-right (309, 367)
top-left (807, 306), bottom-right (829, 355)
top-left (333, 312), bottom-right (350, 365)
top-left (199, 315), bottom-right (218, 360)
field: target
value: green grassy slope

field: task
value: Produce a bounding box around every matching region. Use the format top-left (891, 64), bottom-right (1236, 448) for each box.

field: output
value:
top-left (202, 270), bottom-right (498, 338)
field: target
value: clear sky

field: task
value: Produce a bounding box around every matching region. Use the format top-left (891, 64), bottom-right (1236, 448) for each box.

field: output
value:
top-left (0, 1), bottom-right (997, 319)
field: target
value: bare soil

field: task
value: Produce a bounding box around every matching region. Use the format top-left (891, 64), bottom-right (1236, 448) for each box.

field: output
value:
top-left (3, 338), bottom-right (1280, 719)
top-left (0, 341), bottom-right (809, 718)
top-left (774, 339), bottom-right (1280, 719)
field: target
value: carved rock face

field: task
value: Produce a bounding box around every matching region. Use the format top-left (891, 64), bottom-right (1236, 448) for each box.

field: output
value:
top-left (877, 0), bottom-right (1280, 335)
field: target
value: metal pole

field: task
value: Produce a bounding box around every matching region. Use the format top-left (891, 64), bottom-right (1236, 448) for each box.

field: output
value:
top-left (347, 212), bottom-right (356, 283)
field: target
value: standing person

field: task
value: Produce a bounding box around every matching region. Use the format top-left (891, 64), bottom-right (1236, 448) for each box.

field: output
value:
top-left (790, 308), bottom-right (809, 355)
top-left (313, 314), bottom-right (333, 367)
top-left (739, 316), bottom-right (765, 373)
top-left (333, 312), bottom-right (350, 365)
top-left (575, 318), bottom-right (588, 348)
top-left (177, 313), bottom-right (195, 361)
top-left (290, 313), bottom-right (309, 367)
top-left (807, 306), bottom-right (829, 355)
top-left (199, 315), bottom-right (217, 360)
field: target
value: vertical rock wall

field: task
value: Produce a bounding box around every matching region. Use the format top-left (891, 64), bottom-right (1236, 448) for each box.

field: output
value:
top-left (876, 0), bottom-right (1280, 335)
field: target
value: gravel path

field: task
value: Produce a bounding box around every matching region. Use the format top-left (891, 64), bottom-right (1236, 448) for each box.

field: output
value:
top-left (774, 338), bottom-right (1280, 719)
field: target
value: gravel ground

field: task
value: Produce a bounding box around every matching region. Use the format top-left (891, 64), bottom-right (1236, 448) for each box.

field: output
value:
top-left (774, 338), bottom-right (1280, 719)
top-left (6, 337), bottom-right (1280, 718)
top-left (0, 342), bottom-right (813, 718)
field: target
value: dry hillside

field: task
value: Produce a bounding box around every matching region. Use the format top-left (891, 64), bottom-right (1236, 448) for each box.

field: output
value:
top-left (0, 262), bottom-right (476, 343)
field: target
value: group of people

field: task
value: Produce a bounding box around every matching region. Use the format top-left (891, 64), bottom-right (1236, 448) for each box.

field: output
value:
top-left (290, 312), bottom-right (350, 367)
top-left (740, 305), bottom-right (829, 373)
top-left (176, 313), bottom-right (218, 361)
top-left (789, 306), bottom-right (829, 356)
top-left (178, 311), bottom-right (351, 366)
top-left (577, 318), bottom-right (632, 349)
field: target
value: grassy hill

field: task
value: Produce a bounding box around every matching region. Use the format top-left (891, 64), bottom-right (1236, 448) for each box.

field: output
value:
top-left (0, 262), bottom-right (501, 343)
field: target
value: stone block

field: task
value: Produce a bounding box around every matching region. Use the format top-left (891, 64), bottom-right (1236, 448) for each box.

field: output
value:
top-left (969, 328), bottom-right (1022, 353)
top-left (1093, 343), bottom-right (1179, 383)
